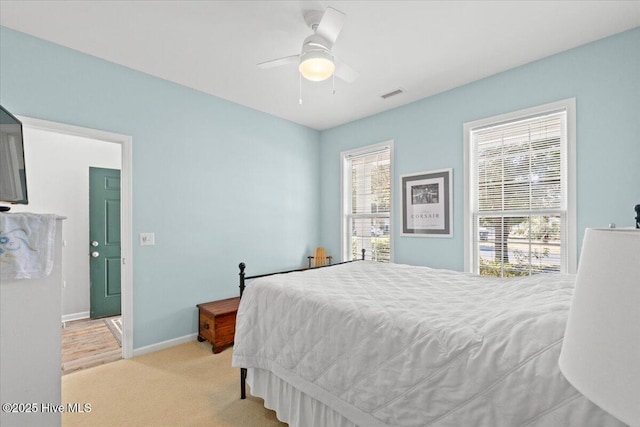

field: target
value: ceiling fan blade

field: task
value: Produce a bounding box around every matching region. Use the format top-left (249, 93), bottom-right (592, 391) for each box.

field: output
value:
top-left (257, 54), bottom-right (299, 69)
top-left (334, 57), bottom-right (359, 83)
top-left (315, 7), bottom-right (345, 47)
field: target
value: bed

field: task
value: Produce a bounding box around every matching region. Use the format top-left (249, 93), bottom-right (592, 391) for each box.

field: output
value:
top-left (231, 260), bottom-right (625, 427)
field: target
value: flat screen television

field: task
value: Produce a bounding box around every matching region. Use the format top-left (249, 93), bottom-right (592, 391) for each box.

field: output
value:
top-left (0, 105), bottom-right (28, 211)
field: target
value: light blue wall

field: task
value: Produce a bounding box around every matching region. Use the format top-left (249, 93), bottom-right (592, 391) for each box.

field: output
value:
top-left (0, 27), bottom-right (321, 348)
top-left (2, 26), bottom-right (638, 350)
top-left (319, 28), bottom-right (640, 271)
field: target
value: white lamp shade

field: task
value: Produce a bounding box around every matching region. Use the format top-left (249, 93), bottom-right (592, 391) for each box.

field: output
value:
top-left (299, 50), bottom-right (335, 82)
top-left (559, 228), bottom-right (640, 426)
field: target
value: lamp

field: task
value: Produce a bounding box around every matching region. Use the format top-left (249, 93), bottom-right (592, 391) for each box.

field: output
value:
top-left (559, 228), bottom-right (640, 426)
top-left (299, 49), bottom-right (335, 82)
top-left (298, 34), bottom-right (335, 82)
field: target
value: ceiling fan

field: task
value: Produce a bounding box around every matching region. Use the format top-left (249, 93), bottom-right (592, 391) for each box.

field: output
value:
top-left (257, 7), bottom-right (359, 83)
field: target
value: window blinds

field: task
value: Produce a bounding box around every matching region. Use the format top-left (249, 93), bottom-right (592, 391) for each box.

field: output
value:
top-left (474, 112), bottom-right (564, 214)
top-left (471, 111), bottom-right (567, 276)
top-left (349, 148), bottom-right (391, 215)
top-left (346, 147), bottom-right (391, 262)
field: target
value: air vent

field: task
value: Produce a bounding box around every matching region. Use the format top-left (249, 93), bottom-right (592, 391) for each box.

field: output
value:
top-left (380, 88), bottom-right (405, 99)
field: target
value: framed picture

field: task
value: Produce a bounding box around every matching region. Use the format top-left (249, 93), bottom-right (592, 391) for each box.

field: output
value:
top-left (400, 168), bottom-right (452, 237)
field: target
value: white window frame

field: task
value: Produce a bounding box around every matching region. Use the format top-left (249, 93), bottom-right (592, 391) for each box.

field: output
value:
top-left (463, 99), bottom-right (576, 274)
top-left (340, 140), bottom-right (394, 262)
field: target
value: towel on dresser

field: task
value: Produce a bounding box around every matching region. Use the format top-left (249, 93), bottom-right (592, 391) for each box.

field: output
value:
top-left (0, 213), bottom-right (58, 280)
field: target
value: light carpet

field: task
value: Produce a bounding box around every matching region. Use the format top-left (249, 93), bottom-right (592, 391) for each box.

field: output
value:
top-left (62, 341), bottom-right (286, 426)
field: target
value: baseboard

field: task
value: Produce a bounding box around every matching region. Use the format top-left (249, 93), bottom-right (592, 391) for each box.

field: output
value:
top-left (132, 333), bottom-right (199, 357)
top-left (61, 311), bottom-right (90, 323)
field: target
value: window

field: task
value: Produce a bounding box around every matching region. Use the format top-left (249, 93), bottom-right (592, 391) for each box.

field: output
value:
top-left (464, 99), bottom-right (576, 276)
top-left (341, 141), bottom-right (392, 262)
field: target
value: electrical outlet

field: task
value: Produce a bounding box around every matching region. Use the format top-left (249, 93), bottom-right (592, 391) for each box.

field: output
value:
top-left (139, 232), bottom-right (155, 246)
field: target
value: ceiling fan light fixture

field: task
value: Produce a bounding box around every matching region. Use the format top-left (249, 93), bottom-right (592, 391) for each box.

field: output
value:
top-left (299, 50), bottom-right (335, 82)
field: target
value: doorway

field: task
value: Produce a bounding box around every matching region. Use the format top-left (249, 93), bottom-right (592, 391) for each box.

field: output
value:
top-left (15, 115), bottom-right (133, 360)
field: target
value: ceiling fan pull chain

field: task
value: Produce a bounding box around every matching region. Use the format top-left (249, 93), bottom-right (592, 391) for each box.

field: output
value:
top-left (299, 72), bottom-right (303, 105)
top-left (333, 73), bottom-right (336, 95)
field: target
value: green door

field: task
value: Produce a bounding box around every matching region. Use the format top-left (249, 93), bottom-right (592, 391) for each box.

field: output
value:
top-left (89, 167), bottom-right (121, 318)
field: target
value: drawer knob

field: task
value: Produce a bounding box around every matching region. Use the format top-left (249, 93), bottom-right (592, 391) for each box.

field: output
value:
top-left (204, 321), bottom-right (210, 329)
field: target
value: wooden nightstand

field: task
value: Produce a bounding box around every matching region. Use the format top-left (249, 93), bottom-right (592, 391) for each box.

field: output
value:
top-left (197, 297), bottom-right (240, 354)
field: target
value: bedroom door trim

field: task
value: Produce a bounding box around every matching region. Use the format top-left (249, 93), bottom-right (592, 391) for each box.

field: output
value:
top-left (17, 115), bottom-right (134, 359)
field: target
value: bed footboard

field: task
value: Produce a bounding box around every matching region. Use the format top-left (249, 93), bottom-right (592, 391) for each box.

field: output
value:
top-left (238, 249), bottom-right (366, 399)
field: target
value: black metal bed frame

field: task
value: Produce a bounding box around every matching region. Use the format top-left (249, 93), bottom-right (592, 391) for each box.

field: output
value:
top-left (238, 249), bottom-right (366, 399)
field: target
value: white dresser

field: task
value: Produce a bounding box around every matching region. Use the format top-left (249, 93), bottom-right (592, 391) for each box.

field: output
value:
top-left (1, 216), bottom-right (64, 427)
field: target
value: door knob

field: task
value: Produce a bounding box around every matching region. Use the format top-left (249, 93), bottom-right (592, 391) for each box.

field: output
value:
top-left (91, 251), bottom-right (100, 258)
top-left (91, 241), bottom-right (99, 247)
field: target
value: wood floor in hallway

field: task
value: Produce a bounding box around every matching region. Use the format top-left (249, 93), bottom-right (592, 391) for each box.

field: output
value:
top-left (61, 316), bottom-right (122, 375)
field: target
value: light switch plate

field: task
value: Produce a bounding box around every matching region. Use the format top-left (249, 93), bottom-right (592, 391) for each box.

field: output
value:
top-left (139, 232), bottom-right (155, 246)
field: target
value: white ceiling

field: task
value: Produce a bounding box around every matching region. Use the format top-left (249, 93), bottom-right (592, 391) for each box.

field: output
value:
top-left (1, 1), bottom-right (639, 130)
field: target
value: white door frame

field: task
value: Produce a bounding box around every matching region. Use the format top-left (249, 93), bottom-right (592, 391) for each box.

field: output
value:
top-left (17, 115), bottom-right (134, 359)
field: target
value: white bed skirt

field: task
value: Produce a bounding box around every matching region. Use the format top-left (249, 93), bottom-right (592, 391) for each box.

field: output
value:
top-left (248, 368), bottom-right (357, 427)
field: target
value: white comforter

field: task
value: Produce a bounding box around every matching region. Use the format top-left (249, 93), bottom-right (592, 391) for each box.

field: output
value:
top-left (232, 261), bottom-right (624, 427)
